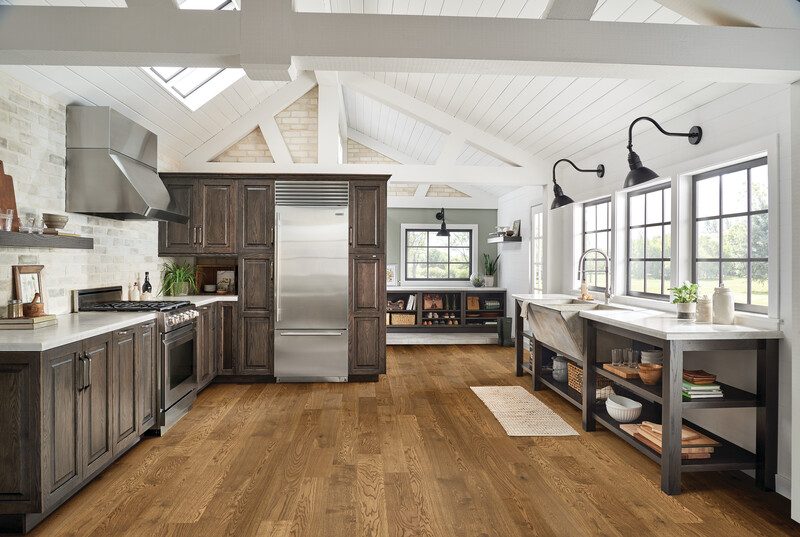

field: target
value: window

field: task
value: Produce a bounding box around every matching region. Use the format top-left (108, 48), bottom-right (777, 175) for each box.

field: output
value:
top-left (581, 198), bottom-right (611, 290)
top-left (693, 157), bottom-right (768, 312)
top-left (531, 205), bottom-right (544, 293)
top-left (142, 0), bottom-right (243, 111)
top-left (404, 229), bottom-right (472, 281)
top-left (627, 183), bottom-right (671, 299)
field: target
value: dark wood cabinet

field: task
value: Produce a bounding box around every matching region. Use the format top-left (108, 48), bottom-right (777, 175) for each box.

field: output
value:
top-left (239, 315), bottom-right (272, 375)
top-left (350, 181), bottom-right (386, 253)
top-left (138, 321), bottom-right (157, 432)
top-left (239, 256), bottom-right (272, 313)
top-left (158, 179), bottom-right (196, 254)
top-left (158, 175), bottom-right (236, 256)
top-left (82, 334), bottom-right (113, 477)
top-left (197, 303), bottom-right (217, 390)
top-left (239, 180), bottom-right (273, 253)
top-left (218, 301), bottom-right (238, 375)
top-left (111, 328), bottom-right (138, 456)
top-left (349, 316), bottom-right (385, 374)
top-left (351, 255), bottom-right (385, 315)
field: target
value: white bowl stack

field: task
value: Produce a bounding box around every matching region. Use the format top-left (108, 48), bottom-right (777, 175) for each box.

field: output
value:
top-left (606, 395), bottom-right (642, 423)
top-left (640, 350), bottom-right (663, 365)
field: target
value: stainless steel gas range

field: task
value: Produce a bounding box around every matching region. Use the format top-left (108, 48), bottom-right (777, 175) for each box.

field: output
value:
top-left (74, 287), bottom-right (199, 434)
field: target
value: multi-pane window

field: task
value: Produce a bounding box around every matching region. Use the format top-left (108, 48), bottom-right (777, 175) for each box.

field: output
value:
top-left (693, 157), bottom-right (768, 312)
top-left (532, 206), bottom-right (544, 293)
top-left (628, 184), bottom-right (672, 298)
top-left (582, 198), bottom-right (611, 290)
top-left (405, 229), bottom-right (472, 280)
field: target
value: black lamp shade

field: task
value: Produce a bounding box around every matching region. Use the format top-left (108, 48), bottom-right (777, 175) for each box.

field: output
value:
top-left (550, 182), bottom-right (574, 210)
top-left (436, 221), bottom-right (450, 237)
top-left (624, 149), bottom-right (659, 188)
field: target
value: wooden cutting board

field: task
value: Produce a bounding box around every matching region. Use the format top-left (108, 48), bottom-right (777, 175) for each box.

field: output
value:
top-left (633, 433), bottom-right (711, 459)
top-left (636, 427), bottom-right (714, 454)
top-left (602, 363), bottom-right (639, 379)
top-left (640, 421), bottom-right (720, 447)
top-left (0, 161), bottom-right (19, 232)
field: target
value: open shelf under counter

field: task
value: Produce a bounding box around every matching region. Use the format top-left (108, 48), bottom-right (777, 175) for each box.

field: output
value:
top-left (539, 370), bottom-right (581, 410)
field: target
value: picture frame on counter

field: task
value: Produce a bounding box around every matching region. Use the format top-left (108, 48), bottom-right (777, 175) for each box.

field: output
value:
top-left (13, 264), bottom-right (47, 311)
top-left (386, 264), bottom-right (398, 286)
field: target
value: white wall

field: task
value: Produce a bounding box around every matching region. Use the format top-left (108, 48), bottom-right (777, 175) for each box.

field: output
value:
top-left (496, 185), bottom-right (544, 328)
top-left (0, 71), bottom-right (176, 314)
top-left (507, 83), bottom-right (795, 501)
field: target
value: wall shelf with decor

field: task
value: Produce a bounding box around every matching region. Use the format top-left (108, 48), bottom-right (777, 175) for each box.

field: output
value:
top-left (0, 230), bottom-right (93, 249)
top-left (386, 288), bottom-right (506, 333)
top-left (487, 235), bottom-right (522, 244)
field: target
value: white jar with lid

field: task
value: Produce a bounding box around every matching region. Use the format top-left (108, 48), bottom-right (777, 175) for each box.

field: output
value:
top-left (696, 295), bottom-right (713, 324)
top-left (712, 286), bottom-right (734, 324)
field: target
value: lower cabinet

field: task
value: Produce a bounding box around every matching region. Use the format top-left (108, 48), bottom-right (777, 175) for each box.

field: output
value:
top-left (83, 334), bottom-right (114, 475)
top-left (349, 316), bottom-right (385, 376)
top-left (218, 301), bottom-right (238, 375)
top-left (112, 327), bottom-right (139, 456)
top-left (197, 303), bottom-right (217, 390)
top-left (239, 315), bottom-right (272, 375)
top-left (138, 321), bottom-right (157, 432)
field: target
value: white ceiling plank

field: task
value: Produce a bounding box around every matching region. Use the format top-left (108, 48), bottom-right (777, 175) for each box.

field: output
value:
top-left (444, 74), bottom-right (480, 117)
top-left (542, 0), bottom-right (599, 20)
top-left (348, 129), bottom-right (421, 164)
top-left (478, 76), bottom-right (551, 136)
top-left (451, 74), bottom-right (498, 121)
top-left (436, 135), bottom-right (467, 165)
top-left (490, 77), bottom-right (575, 142)
top-left (615, 0), bottom-right (659, 23)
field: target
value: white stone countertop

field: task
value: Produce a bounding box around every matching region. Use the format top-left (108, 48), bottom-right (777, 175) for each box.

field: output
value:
top-left (0, 295), bottom-right (238, 352)
top-left (511, 293), bottom-right (783, 341)
top-left (388, 286), bottom-right (506, 292)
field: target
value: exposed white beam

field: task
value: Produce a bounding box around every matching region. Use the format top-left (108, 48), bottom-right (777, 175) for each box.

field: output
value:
top-left (436, 135), bottom-right (467, 166)
top-left (316, 71), bottom-right (341, 164)
top-left (181, 71), bottom-right (316, 165)
top-left (654, 0), bottom-right (800, 29)
top-left (542, 0), bottom-right (599, 21)
top-left (347, 129), bottom-right (422, 165)
top-left (2, 5), bottom-right (800, 84)
top-left (176, 162), bottom-right (545, 186)
top-left (388, 191), bottom-right (498, 210)
top-left (258, 119), bottom-right (293, 165)
top-left (341, 72), bottom-right (542, 170)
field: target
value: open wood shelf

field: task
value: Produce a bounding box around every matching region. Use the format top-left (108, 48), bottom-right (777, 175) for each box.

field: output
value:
top-left (539, 371), bottom-right (581, 409)
top-left (0, 230), bottom-right (93, 249)
top-left (487, 235), bottom-right (522, 243)
top-left (387, 289), bottom-right (505, 335)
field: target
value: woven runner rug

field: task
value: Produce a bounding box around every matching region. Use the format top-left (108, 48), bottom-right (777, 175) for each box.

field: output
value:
top-left (470, 386), bottom-right (579, 437)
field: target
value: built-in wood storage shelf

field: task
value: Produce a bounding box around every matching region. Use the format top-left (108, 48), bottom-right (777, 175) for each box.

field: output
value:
top-left (487, 235), bottom-right (522, 243)
top-left (0, 230), bottom-right (93, 249)
top-left (387, 288), bottom-right (506, 334)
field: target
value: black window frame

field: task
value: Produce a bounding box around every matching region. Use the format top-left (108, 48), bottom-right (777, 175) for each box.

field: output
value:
top-left (404, 228), bottom-right (473, 282)
top-left (691, 156), bottom-right (769, 314)
top-left (626, 182), bottom-right (672, 300)
top-left (581, 197), bottom-right (612, 291)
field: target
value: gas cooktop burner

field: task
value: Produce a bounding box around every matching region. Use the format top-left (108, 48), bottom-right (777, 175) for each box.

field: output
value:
top-left (80, 301), bottom-right (191, 313)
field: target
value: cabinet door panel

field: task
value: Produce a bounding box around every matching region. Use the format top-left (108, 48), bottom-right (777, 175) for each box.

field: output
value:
top-left (218, 301), bottom-right (238, 374)
top-left (42, 343), bottom-right (82, 507)
top-left (349, 316), bottom-right (385, 374)
top-left (83, 333), bottom-right (113, 476)
top-left (240, 257), bottom-right (271, 313)
top-left (239, 181), bottom-right (273, 252)
top-left (158, 181), bottom-right (196, 254)
top-left (138, 321), bottom-right (157, 432)
top-left (197, 304), bottom-right (216, 389)
top-left (0, 358), bottom-right (36, 507)
top-left (112, 328), bottom-right (138, 455)
top-left (351, 256), bottom-right (385, 315)
top-left (200, 180), bottom-right (236, 253)
top-left (239, 316), bottom-right (272, 375)
top-left (350, 182), bottom-right (386, 253)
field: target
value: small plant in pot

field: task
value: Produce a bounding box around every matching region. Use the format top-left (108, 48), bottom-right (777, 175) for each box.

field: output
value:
top-left (483, 253), bottom-right (500, 287)
top-left (668, 281), bottom-right (699, 320)
top-left (159, 262), bottom-right (198, 297)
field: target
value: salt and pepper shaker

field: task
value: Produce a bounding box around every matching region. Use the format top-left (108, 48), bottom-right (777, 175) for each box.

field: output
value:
top-left (713, 285), bottom-right (735, 324)
top-left (696, 295), bottom-right (713, 324)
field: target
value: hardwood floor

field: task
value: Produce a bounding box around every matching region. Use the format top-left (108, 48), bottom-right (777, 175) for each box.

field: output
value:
top-left (30, 345), bottom-right (799, 537)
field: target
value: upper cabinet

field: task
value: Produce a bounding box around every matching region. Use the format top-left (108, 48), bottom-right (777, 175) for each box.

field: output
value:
top-left (350, 181), bottom-right (387, 254)
top-left (158, 175), bottom-right (236, 256)
top-left (238, 180), bottom-right (274, 253)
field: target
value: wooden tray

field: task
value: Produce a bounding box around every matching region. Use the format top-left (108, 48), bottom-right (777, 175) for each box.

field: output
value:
top-left (602, 363), bottom-right (639, 379)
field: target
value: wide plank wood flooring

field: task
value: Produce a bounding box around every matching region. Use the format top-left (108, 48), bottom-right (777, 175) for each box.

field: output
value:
top-left (30, 345), bottom-right (800, 537)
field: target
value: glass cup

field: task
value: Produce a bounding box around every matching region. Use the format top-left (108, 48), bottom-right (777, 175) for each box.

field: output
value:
top-left (611, 349), bottom-right (622, 366)
top-left (0, 209), bottom-right (12, 231)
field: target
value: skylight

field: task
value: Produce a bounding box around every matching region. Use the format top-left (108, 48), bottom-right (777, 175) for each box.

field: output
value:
top-left (142, 0), bottom-right (243, 111)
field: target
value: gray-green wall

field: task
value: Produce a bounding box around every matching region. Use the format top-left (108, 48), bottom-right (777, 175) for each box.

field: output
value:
top-left (387, 208), bottom-right (498, 280)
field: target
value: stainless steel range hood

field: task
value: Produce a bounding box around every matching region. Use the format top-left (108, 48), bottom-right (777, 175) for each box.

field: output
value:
top-left (66, 106), bottom-right (188, 223)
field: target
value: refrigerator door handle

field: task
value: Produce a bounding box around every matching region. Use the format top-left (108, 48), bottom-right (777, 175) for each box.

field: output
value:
top-left (278, 331), bottom-right (345, 337)
top-left (275, 212), bottom-right (281, 323)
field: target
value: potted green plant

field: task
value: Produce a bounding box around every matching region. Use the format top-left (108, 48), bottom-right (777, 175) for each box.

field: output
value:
top-left (484, 253), bottom-right (500, 287)
top-left (159, 261), bottom-right (198, 297)
top-left (668, 281), bottom-right (699, 320)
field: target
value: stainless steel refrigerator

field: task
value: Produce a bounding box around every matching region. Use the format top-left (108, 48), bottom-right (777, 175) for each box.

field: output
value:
top-left (274, 181), bottom-right (349, 382)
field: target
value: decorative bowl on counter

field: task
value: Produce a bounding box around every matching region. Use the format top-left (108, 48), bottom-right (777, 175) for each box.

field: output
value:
top-left (42, 213), bottom-right (69, 229)
top-left (638, 363), bottom-right (663, 385)
top-left (606, 394), bottom-right (642, 423)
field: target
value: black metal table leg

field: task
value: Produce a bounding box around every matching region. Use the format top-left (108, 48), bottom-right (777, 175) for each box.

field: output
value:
top-left (582, 321), bottom-right (597, 432)
top-left (533, 341), bottom-right (543, 391)
top-left (756, 338), bottom-right (779, 490)
top-left (661, 340), bottom-right (683, 495)
top-left (515, 300), bottom-right (523, 377)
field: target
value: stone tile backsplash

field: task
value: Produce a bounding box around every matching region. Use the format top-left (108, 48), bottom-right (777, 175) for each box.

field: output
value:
top-left (0, 71), bottom-right (177, 315)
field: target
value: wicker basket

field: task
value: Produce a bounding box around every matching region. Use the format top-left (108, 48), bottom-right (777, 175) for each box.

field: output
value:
top-left (391, 313), bottom-right (416, 325)
top-left (567, 362), bottom-right (613, 393)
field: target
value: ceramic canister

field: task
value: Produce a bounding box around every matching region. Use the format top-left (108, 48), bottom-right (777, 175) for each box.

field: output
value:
top-left (552, 356), bottom-right (569, 383)
top-left (696, 295), bottom-right (713, 324)
top-left (713, 286), bottom-right (735, 324)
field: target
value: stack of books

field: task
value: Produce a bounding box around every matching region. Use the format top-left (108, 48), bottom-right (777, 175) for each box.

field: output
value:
top-left (0, 314), bottom-right (58, 330)
top-left (682, 379), bottom-right (723, 399)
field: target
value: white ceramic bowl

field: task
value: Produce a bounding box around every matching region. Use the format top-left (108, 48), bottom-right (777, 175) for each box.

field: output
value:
top-left (640, 350), bottom-right (663, 364)
top-left (203, 284), bottom-right (216, 293)
top-left (606, 395), bottom-right (642, 423)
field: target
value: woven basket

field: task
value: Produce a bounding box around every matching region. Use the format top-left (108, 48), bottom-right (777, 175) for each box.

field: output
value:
top-left (391, 313), bottom-right (416, 325)
top-left (567, 362), bottom-right (613, 393)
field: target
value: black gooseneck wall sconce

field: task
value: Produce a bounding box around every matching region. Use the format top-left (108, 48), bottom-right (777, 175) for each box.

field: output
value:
top-left (550, 159), bottom-right (605, 210)
top-left (435, 208), bottom-right (450, 237)
top-left (625, 116), bottom-right (703, 188)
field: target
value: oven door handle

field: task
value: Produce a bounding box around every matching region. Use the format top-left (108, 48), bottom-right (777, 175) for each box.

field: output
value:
top-left (278, 331), bottom-right (344, 337)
